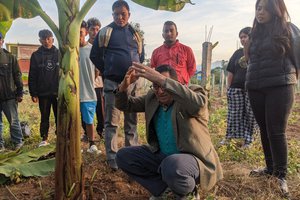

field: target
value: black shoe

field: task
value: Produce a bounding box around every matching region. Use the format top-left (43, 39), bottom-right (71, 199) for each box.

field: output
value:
top-left (278, 178), bottom-right (290, 199)
top-left (249, 168), bottom-right (273, 177)
top-left (98, 131), bottom-right (105, 139)
top-left (107, 159), bottom-right (118, 171)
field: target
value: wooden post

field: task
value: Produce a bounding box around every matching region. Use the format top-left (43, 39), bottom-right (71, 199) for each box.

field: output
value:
top-left (201, 41), bottom-right (218, 95)
top-left (201, 42), bottom-right (212, 92)
top-left (211, 73), bottom-right (215, 95)
top-left (220, 69), bottom-right (225, 97)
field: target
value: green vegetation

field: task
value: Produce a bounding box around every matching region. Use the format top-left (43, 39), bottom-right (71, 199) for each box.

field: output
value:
top-left (1, 89), bottom-right (299, 199)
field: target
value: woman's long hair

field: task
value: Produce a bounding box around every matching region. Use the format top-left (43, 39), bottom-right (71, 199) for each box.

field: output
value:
top-left (250, 0), bottom-right (291, 56)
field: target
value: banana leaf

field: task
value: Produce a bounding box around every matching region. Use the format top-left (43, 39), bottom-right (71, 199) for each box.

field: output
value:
top-left (0, 144), bottom-right (55, 165)
top-left (0, 158), bottom-right (55, 177)
top-left (131, 0), bottom-right (194, 12)
top-left (0, 0), bottom-right (41, 37)
top-left (0, 145), bottom-right (56, 184)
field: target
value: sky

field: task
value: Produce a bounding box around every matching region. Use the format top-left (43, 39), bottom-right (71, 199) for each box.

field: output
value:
top-left (3, 0), bottom-right (300, 64)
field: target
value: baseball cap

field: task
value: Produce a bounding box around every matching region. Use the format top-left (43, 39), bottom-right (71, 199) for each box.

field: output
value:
top-left (0, 32), bottom-right (3, 39)
top-left (38, 29), bottom-right (53, 39)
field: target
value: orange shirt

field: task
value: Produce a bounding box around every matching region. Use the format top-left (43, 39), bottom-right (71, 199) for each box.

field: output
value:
top-left (151, 40), bottom-right (196, 85)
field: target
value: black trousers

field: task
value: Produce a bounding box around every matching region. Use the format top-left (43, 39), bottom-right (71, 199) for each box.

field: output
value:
top-left (95, 87), bottom-right (104, 133)
top-left (38, 95), bottom-right (57, 141)
top-left (248, 85), bottom-right (294, 178)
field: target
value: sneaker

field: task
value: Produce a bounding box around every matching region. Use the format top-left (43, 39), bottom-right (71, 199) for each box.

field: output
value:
top-left (219, 139), bottom-right (229, 145)
top-left (241, 143), bottom-right (251, 149)
top-left (107, 159), bottom-right (118, 171)
top-left (81, 134), bottom-right (88, 142)
top-left (38, 141), bottom-right (49, 147)
top-left (278, 178), bottom-right (289, 198)
top-left (249, 168), bottom-right (273, 177)
top-left (87, 145), bottom-right (101, 154)
top-left (15, 142), bottom-right (24, 150)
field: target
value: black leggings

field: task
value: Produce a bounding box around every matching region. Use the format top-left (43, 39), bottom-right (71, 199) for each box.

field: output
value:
top-left (248, 85), bottom-right (294, 178)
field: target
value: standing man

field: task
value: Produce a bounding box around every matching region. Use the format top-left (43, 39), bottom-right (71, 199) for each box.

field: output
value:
top-left (79, 21), bottom-right (101, 154)
top-left (90, 0), bottom-right (144, 170)
top-left (0, 32), bottom-right (24, 151)
top-left (115, 63), bottom-right (223, 199)
top-left (87, 17), bottom-right (105, 139)
top-left (29, 29), bottom-right (60, 147)
top-left (151, 21), bottom-right (196, 85)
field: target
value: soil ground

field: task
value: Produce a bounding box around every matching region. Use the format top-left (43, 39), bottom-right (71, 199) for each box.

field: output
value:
top-left (0, 93), bottom-right (299, 200)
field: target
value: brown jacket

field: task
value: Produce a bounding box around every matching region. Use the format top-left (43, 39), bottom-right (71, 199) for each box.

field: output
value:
top-left (115, 78), bottom-right (223, 191)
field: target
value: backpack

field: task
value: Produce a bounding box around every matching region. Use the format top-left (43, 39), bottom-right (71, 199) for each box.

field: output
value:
top-left (97, 24), bottom-right (143, 58)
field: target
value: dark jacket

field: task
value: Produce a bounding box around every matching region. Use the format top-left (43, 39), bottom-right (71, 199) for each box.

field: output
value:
top-left (29, 46), bottom-right (60, 97)
top-left (115, 78), bottom-right (223, 191)
top-left (90, 22), bottom-right (144, 83)
top-left (246, 27), bottom-right (297, 90)
top-left (0, 48), bottom-right (23, 101)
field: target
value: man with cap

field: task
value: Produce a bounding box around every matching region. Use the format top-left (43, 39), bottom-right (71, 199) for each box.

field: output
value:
top-left (29, 29), bottom-right (60, 147)
top-left (0, 32), bottom-right (24, 151)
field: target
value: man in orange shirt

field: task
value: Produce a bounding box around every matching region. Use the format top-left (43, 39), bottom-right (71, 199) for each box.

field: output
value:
top-left (151, 21), bottom-right (196, 85)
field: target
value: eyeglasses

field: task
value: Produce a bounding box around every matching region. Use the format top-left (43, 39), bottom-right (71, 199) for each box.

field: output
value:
top-left (150, 84), bottom-right (164, 92)
top-left (112, 12), bottom-right (128, 18)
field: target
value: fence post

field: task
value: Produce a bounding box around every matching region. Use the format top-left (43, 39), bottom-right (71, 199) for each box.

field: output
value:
top-left (211, 73), bottom-right (215, 95)
top-left (219, 69), bottom-right (225, 97)
top-left (201, 42), bottom-right (218, 96)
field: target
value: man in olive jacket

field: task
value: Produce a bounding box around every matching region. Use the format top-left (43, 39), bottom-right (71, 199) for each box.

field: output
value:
top-left (0, 32), bottom-right (23, 151)
top-left (115, 62), bottom-right (223, 199)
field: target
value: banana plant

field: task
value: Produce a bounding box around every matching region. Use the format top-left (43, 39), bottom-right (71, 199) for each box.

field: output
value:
top-left (0, 0), bottom-right (190, 199)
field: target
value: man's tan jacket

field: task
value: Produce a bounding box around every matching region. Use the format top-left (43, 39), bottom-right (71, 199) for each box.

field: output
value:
top-left (115, 78), bottom-right (223, 191)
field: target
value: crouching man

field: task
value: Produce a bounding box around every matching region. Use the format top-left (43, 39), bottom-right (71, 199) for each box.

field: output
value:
top-left (115, 62), bottom-right (223, 199)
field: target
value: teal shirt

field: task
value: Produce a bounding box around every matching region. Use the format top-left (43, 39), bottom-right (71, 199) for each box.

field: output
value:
top-left (153, 105), bottom-right (179, 155)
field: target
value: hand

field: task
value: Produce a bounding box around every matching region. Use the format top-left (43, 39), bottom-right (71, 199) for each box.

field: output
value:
top-left (131, 62), bottom-right (166, 86)
top-left (17, 96), bottom-right (23, 103)
top-left (31, 96), bottom-right (38, 103)
top-left (119, 68), bottom-right (139, 92)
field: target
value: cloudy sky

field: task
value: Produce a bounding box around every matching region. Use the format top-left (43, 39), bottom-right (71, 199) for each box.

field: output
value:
top-left (4, 0), bottom-right (300, 64)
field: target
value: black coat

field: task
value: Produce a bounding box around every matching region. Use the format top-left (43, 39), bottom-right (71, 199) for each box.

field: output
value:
top-left (246, 31), bottom-right (297, 90)
top-left (28, 46), bottom-right (60, 97)
top-left (0, 48), bottom-right (23, 101)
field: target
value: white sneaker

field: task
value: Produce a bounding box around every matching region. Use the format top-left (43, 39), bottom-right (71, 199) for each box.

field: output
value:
top-left (38, 141), bottom-right (49, 147)
top-left (219, 139), bottom-right (229, 145)
top-left (87, 145), bottom-right (101, 154)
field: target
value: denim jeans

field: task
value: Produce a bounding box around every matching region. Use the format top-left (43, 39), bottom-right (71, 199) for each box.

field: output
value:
top-left (0, 99), bottom-right (23, 145)
top-left (103, 79), bottom-right (139, 161)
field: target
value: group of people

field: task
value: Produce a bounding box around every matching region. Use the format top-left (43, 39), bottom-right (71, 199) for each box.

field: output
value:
top-left (0, 0), bottom-right (299, 199)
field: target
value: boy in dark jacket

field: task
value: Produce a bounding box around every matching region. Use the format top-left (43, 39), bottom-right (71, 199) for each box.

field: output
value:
top-left (29, 29), bottom-right (60, 147)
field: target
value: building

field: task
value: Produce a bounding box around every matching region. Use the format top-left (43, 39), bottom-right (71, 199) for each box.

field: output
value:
top-left (5, 43), bottom-right (40, 73)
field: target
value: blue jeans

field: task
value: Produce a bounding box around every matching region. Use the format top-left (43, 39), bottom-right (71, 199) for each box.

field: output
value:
top-left (0, 99), bottom-right (23, 146)
top-left (103, 79), bottom-right (139, 161)
top-left (116, 146), bottom-right (200, 198)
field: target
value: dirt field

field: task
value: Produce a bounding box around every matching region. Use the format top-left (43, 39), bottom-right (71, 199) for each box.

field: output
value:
top-left (0, 93), bottom-right (299, 200)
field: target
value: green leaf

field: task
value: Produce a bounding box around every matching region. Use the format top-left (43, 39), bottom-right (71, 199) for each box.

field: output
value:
top-left (0, 145), bottom-right (56, 184)
top-left (132, 0), bottom-right (193, 12)
top-left (0, 158), bottom-right (55, 178)
top-left (0, 0), bottom-right (42, 37)
top-left (0, 144), bottom-right (55, 165)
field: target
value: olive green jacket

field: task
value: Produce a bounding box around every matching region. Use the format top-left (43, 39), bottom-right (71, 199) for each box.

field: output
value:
top-left (115, 78), bottom-right (223, 191)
